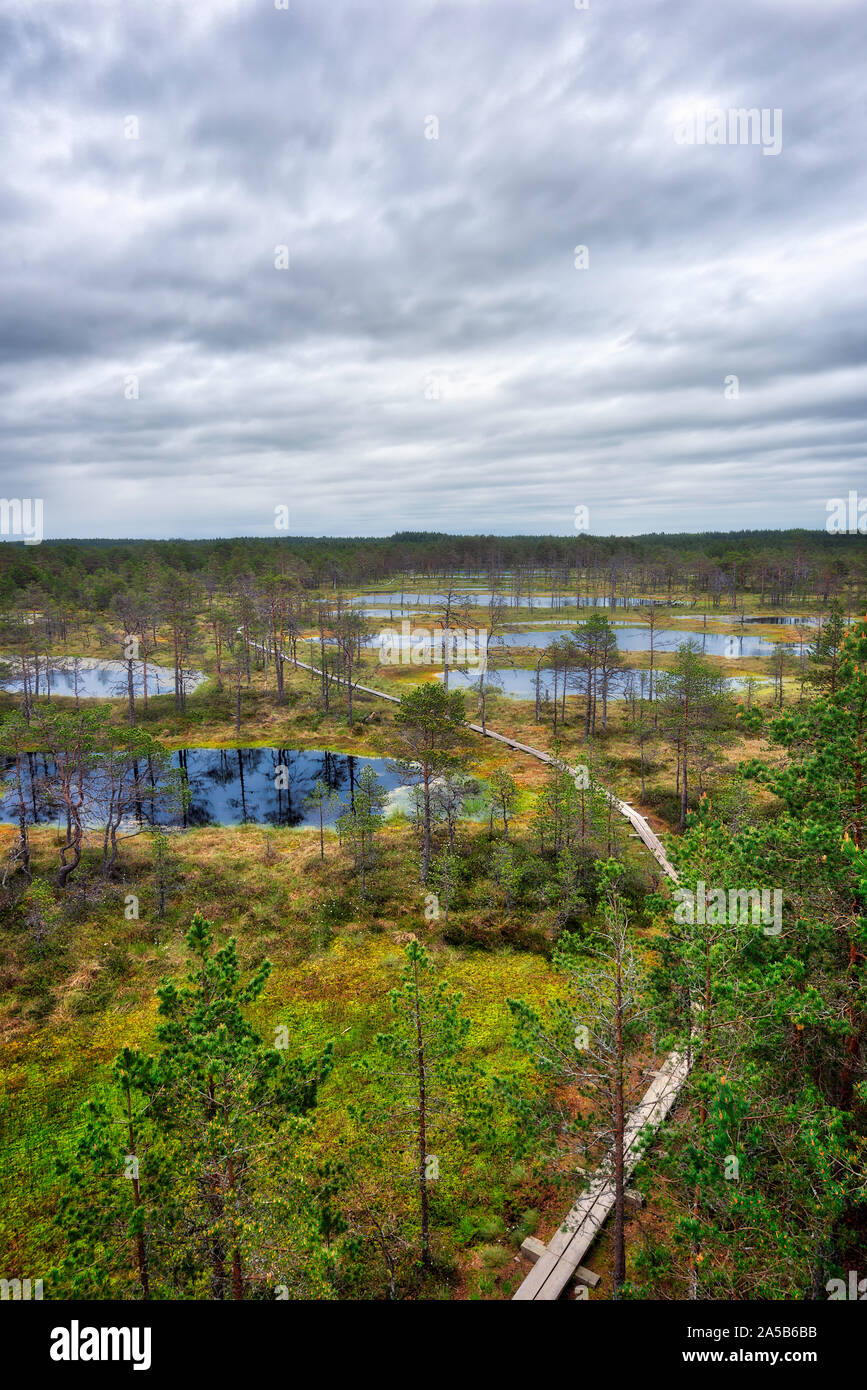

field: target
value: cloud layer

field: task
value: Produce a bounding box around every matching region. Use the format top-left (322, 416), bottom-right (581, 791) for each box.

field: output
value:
top-left (1, 0), bottom-right (865, 538)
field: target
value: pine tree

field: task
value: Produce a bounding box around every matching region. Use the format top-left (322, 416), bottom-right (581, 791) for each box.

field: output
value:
top-left (335, 764), bottom-right (386, 900)
top-left (352, 942), bottom-right (475, 1269)
top-left (427, 845), bottom-right (459, 923)
top-left (641, 624), bottom-right (867, 1297)
top-left (303, 777), bottom-right (339, 859)
top-left (806, 599), bottom-right (847, 696)
top-left (21, 877), bottom-right (62, 954)
top-left (151, 828), bottom-right (180, 920)
top-left (657, 642), bottom-right (734, 829)
top-left (490, 839), bottom-right (521, 911)
top-left (488, 768), bottom-right (518, 838)
top-left (391, 683), bottom-right (468, 882)
top-left (571, 612), bottom-right (622, 735)
top-left (502, 861), bottom-right (647, 1296)
top-left (53, 912), bottom-right (335, 1299)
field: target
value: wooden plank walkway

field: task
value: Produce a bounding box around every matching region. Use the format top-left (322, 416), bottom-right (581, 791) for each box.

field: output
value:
top-left (272, 645), bottom-right (678, 877)
top-left (256, 641), bottom-right (678, 883)
top-left (254, 638), bottom-right (689, 1297)
top-left (512, 1047), bottom-right (690, 1300)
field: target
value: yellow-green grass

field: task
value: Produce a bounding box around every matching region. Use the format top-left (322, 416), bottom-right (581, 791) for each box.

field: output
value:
top-left (0, 822), bottom-right (573, 1292)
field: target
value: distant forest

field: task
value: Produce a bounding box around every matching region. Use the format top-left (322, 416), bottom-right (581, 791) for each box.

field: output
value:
top-left (1, 529), bottom-right (865, 612)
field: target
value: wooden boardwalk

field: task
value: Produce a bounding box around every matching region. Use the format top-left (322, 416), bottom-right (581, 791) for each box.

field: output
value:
top-left (284, 650), bottom-right (678, 879)
top-left (257, 641), bottom-right (689, 1297)
top-left (512, 1047), bottom-right (690, 1300)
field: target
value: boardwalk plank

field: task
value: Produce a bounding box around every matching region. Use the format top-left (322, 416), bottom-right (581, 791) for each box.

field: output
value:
top-left (257, 635), bottom-right (688, 1303)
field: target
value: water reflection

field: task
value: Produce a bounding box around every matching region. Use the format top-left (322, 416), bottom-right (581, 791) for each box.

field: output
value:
top-left (0, 659), bottom-right (202, 700)
top-left (352, 592), bottom-right (647, 613)
top-left (437, 666), bottom-right (772, 699)
top-left (0, 747), bottom-right (402, 829)
top-left (364, 624), bottom-right (788, 658)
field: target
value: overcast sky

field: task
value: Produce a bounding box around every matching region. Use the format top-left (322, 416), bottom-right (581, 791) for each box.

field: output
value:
top-left (1, 0), bottom-right (865, 539)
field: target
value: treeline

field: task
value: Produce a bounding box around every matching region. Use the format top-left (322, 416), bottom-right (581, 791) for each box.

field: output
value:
top-left (1, 529), bottom-right (865, 613)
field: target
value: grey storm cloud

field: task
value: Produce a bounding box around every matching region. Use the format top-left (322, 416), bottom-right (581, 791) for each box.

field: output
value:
top-left (0, 0), bottom-right (865, 538)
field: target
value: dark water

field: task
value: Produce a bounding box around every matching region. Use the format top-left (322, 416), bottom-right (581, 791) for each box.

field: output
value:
top-left (0, 748), bottom-right (403, 829)
top-left (733, 616), bottom-right (818, 627)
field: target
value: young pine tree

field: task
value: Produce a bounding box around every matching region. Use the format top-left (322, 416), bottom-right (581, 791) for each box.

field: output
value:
top-left (53, 912), bottom-right (335, 1299)
top-left (502, 861), bottom-right (648, 1297)
top-left (391, 683), bottom-right (468, 882)
top-left (303, 777), bottom-right (339, 859)
top-left (336, 764), bottom-right (386, 900)
top-left (352, 941), bottom-right (476, 1269)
